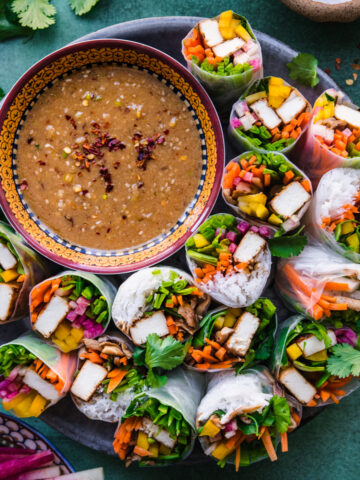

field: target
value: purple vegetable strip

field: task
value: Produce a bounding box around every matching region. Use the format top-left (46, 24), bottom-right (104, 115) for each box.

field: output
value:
top-left (0, 450), bottom-right (54, 479)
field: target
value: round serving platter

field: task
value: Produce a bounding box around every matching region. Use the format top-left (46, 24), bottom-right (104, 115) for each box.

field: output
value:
top-left (1, 16), bottom-right (340, 464)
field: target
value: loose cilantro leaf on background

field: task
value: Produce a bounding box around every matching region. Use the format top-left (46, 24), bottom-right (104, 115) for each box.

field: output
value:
top-left (12, 0), bottom-right (56, 30)
top-left (286, 52), bottom-right (319, 88)
top-left (269, 229), bottom-right (307, 258)
top-left (69, 0), bottom-right (100, 16)
top-left (327, 344), bottom-right (360, 378)
top-left (0, 87), bottom-right (5, 100)
top-left (145, 334), bottom-right (187, 370)
top-left (0, 0), bottom-right (31, 40)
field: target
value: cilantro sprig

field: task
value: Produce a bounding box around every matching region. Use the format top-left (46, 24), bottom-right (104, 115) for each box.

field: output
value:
top-left (268, 227), bottom-right (307, 258)
top-left (286, 52), bottom-right (319, 88)
top-left (327, 344), bottom-right (360, 378)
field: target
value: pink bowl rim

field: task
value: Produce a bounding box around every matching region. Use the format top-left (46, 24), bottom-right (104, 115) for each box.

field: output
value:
top-left (0, 38), bottom-right (224, 274)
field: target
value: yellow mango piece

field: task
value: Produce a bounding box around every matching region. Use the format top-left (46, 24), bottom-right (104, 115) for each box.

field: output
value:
top-left (286, 343), bottom-right (303, 361)
top-left (238, 204), bottom-right (254, 216)
top-left (137, 431), bottom-right (150, 450)
top-left (28, 394), bottom-right (48, 417)
top-left (148, 443), bottom-right (159, 458)
top-left (200, 419), bottom-right (221, 437)
top-left (323, 103), bottom-right (334, 119)
top-left (307, 350), bottom-right (328, 362)
top-left (54, 322), bottom-right (71, 340)
top-left (245, 91), bottom-right (267, 104)
top-left (231, 19), bottom-right (241, 29)
top-left (315, 96), bottom-right (325, 107)
top-left (2, 393), bottom-right (28, 411)
top-left (13, 392), bottom-right (36, 418)
top-left (159, 444), bottom-right (172, 455)
top-left (268, 213), bottom-right (283, 226)
top-left (269, 77), bottom-right (283, 86)
top-left (238, 192), bottom-right (267, 205)
top-left (235, 24), bottom-right (251, 42)
top-left (52, 338), bottom-right (68, 351)
top-left (193, 234), bottom-right (210, 249)
top-left (256, 204), bottom-right (269, 220)
top-left (64, 336), bottom-right (79, 349)
top-left (218, 10), bottom-right (233, 27)
top-left (70, 327), bottom-right (83, 342)
top-left (1, 269), bottom-right (19, 282)
top-left (223, 311), bottom-right (237, 328)
top-left (268, 96), bottom-right (285, 109)
top-left (212, 442), bottom-right (234, 461)
top-left (269, 85), bottom-right (291, 99)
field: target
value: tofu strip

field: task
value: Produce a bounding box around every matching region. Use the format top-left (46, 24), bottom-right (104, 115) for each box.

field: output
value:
top-left (335, 104), bottom-right (360, 129)
top-left (226, 312), bottom-right (260, 356)
top-left (233, 231), bottom-right (266, 264)
top-left (199, 19), bottom-right (223, 48)
top-left (71, 360), bottom-right (108, 402)
top-left (270, 181), bottom-right (311, 218)
top-left (276, 91), bottom-right (306, 124)
top-left (297, 331), bottom-right (337, 357)
top-left (279, 367), bottom-right (316, 404)
top-left (0, 283), bottom-right (19, 321)
top-left (130, 311), bottom-right (169, 345)
top-left (250, 100), bottom-right (282, 130)
top-left (141, 417), bottom-right (176, 449)
top-left (34, 295), bottom-right (70, 338)
top-left (0, 242), bottom-right (17, 270)
top-left (23, 369), bottom-right (59, 402)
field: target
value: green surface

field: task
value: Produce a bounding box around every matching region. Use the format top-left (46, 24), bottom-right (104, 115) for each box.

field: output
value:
top-left (1, 0), bottom-right (360, 478)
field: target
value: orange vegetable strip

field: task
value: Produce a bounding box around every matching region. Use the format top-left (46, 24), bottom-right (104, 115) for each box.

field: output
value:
top-left (280, 432), bottom-right (288, 453)
top-left (133, 446), bottom-right (154, 457)
top-left (235, 445), bottom-right (241, 472)
top-left (324, 281), bottom-right (350, 292)
top-left (261, 428), bottom-right (278, 462)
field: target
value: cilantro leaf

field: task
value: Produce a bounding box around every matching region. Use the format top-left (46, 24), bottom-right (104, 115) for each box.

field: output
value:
top-left (12, 0), bottom-right (56, 30)
top-left (286, 53), bottom-right (319, 88)
top-left (272, 396), bottom-right (291, 434)
top-left (0, 87), bottom-right (5, 100)
top-left (145, 333), bottom-right (187, 371)
top-left (269, 230), bottom-right (307, 258)
top-left (0, 0), bottom-right (32, 40)
top-left (327, 344), bottom-right (360, 378)
top-left (69, 0), bottom-right (100, 15)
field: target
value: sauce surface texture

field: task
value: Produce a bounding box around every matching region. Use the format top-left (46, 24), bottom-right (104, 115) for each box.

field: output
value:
top-left (16, 65), bottom-right (203, 250)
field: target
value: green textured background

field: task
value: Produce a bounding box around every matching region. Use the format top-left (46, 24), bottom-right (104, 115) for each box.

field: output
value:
top-left (1, 0), bottom-right (360, 479)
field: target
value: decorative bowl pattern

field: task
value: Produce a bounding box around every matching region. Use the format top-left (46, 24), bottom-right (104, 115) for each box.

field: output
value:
top-left (0, 39), bottom-right (224, 273)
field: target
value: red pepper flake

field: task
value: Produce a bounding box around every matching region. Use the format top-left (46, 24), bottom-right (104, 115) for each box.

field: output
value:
top-left (65, 114), bottom-right (77, 130)
top-left (106, 227), bottom-right (111, 233)
top-left (38, 160), bottom-right (46, 166)
top-left (324, 68), bottom-right (330, 75)
top-left (19, 180), bottom-right (28, 191)
top-left (132, 131), bottom-right (166, 170)
top-left (113, 161), bottom-right (120, 169)
top-left (352, 64), bottom-right (360, 71)
top-left (27, 136), bottom-right (33, 144)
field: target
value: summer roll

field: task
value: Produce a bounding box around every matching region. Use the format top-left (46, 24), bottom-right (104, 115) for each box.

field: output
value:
top-left (229, 77), bottom-right (311, 154)
top-left (298, 89), bottom-right (360, 187)
top-left (308, 168), bottom-right (360, 262)
top-left (0, 333), bottom-right (76, 418)
top-left (112, 267), bottom-right (210, 346)
top-left (222, 151), bottom-right (312, 232)
top-left (272, 316), bottom-right (360, 407)
top-left (113, 368), bottom-right (205, 466)
top-left (196, 368), bottom-right (300, 469)
top-left (186, 298), bottom-right (277, 371)
top-left (186, 214), bottom-right (272, 307)
top-left (0, 221), bottom-right (47, 324)
top-left (30, 271), bottom-right (116, 352)
top-left (71, 333), bottom-right (146, 423)
top-left (276, 243), bottom-right (360, 323)
top-left (182, 10), bottom-right (262, 117)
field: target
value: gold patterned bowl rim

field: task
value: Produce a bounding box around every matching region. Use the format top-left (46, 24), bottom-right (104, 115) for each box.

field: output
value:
top-left (0, 39), bottom-right (224, 273)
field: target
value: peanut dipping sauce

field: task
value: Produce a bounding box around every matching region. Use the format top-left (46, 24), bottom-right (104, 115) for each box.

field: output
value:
top-left (16, 65), bottom-right (203, 250)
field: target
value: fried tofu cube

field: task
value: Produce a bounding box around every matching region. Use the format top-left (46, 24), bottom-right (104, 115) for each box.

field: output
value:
top-left (23, 369), bottom-right (59, 402)
top-left (233, 231), bottom-right (266, 264)
top-left (225, 311), bottom-right (260, 356)
top-left (297, 331), bottom-right (337, 358)
top-left (0, 243), bottom-right (17, 270)
top-left (71, 360), bottom-right (108, 402)
top-left (34, 295), bottom-right (70, 338)
top-left (335, 104), bottom-right (360, 129)
top-left (270, 181), bottom-right (311, 219)
top-left (279, 367), bottom-right (317, 405)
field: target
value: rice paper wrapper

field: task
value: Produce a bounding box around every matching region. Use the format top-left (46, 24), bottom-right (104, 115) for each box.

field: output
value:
top-left (112, 266), bottom-right (197, 336)
top-left (276, 241), bottom-right (360, 319)
top-left (228, 78), bottom-right (312, 155)
top-left (2, 332), bottom-right (77, 397)
top-left (186, 214), bottom-right (272, 307)
top-left (0, 221), bottom-right (48, 324)
top-left (306, 168), bottom-right (360, 263)
top-left (181, 13), bottom-right (263, 120)
top-left (297, 89), bottom-right (359, 188)
top-left (71, 331), bottom-right (137, 423)
top-left (29, 270), bottom-right (117, 341)
top-left (222, 152), bottom-right (313, 232)
top-left (186, 302), bottom-right (278, 373)
top-left (123, 368), bottom-right (206, 464)
top-left (197, 366), bottom-right (283, 466)
top-left (271, 315), bottom-right (360, 406)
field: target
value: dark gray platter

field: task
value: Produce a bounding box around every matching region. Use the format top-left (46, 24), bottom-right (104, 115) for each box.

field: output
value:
top-left (1, 16), bottom-right (339, 463)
